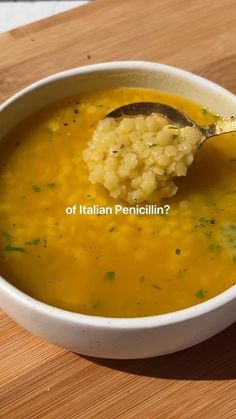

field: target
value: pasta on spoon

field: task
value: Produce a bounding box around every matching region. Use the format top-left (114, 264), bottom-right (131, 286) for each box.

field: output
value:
top-left (83, 102), bottom-right (236, 203)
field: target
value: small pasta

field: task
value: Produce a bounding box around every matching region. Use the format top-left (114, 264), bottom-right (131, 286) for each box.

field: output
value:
top-left (83, 114), bottom-right (202, 203)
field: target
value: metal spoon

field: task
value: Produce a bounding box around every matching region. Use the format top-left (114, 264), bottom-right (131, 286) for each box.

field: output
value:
top-left (107, 102), bottom-right (236, 141)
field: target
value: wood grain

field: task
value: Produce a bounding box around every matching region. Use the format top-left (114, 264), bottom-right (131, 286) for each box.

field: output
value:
top-left (0, 0), bottom-right (236, 417)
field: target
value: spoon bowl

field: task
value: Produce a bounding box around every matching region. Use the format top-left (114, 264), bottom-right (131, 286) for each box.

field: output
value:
top-left (107, 102), bottom-right (236, 142)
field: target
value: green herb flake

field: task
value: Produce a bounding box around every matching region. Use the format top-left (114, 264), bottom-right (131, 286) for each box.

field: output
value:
top-left (105, 271), bottom-right (116, 281)
top-left (205, 231), bottom-right (213, 238)
top-left (222, 225), bottom-right (236, 232)
top-left (109, 226), bottom-right (115, 233)
top-left (197, 217), bottom-right (216, 227)
top-left (208, 243), bottom-right (222, 252)
top-left (3, 245), bottom-right (26, 253)
top-left (199, 217), bottom-right (208, 223)
top-left (25, 238), bottom-right (40, 246)
top-left (175, 248), bottom-right (181, 255)
top-left (33, 185), bottom-right (41, 193)
top-left (221, 224), bottom-right (236, 257)
top-left (229, 158), bottom-right (236, 163)
top-left (139, 275), bottom-right (145, 283)
top-left (201, 107), bottom-right (220, 120)
top-left (195, 289), bottom-right (205, 299)
top-left (172, 134), bottom-right (178, 139)
top-left (47, 183), bottom-right (56, 188)
top-left (152, 284), bottom-right (162, 290)
top-left (149, 143), bottom-right (157, 148)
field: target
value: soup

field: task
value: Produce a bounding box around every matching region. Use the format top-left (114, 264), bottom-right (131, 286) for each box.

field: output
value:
top-left (0, 87), bottom-right (235, 317)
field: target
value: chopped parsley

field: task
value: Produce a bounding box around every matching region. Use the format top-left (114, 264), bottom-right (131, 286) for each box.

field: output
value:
top-left (204, 231), bottom-right (213, 238)
top-left (195, 289), bottom-right (205, 299)
top-left (175, 248), bottom-right (181, 255)
top-left (222, 225), bottom-right (236, 232)
top-left (33, 185), bottom-right (41, 193)
top-left (25, 238), bottom-right (40, 246)
top-left (201, 107), bottom-right (221, 120)
top-left (3, 245), bottom-right (26, 253)
top-left (208, 243), bottom-right (222, 252)
top-left (47, 183), bottom-right (56, 188)
top-left (149, 143), bottom-right (157, 148)
top-left (109, 226), bottom-right (115, 232)
top-left (2, 233), bottom-right (26, 253)
top-left (195, 218), bottom-right (216, 238)
top-left (221, 224), bottom-right (236, 256)
top-left (198, 217), bottom-right (216, 225)
top-left (105, 271), bottom-right (115, 281)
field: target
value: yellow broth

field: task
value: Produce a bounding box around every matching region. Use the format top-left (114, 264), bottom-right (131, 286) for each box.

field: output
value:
top-left (0, 87), bottom-right (235, 317)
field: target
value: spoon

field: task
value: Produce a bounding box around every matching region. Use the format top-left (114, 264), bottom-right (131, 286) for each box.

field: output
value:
top-left (107, 102), bottom-right (236, 141)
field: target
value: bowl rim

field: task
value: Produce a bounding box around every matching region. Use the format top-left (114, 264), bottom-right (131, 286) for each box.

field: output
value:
top-left (1, 60), bottom-right (236, 110)
top-left (0, 60), bottom-right (236, 329)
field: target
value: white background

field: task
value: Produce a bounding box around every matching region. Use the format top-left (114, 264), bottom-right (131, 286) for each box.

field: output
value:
top-left (0, 1), bottom-right (91, 33)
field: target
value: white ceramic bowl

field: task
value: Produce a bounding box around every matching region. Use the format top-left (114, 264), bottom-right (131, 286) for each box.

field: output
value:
top-left (0, 61), bottom-right (235, 359)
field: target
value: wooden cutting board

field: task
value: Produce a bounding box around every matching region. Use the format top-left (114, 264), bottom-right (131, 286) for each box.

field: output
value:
top-left (0, 0), bottom-right (236, 417)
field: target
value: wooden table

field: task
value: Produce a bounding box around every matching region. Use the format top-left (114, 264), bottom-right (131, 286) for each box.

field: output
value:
top-left (0, 0), bottom-right (236, 417)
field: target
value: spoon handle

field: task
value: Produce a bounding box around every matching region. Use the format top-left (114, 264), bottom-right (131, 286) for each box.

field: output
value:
top-left (200, 116), bottom-right (236, 139)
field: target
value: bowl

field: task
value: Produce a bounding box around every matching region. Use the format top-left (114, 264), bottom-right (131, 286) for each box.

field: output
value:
top-left (0, 61), bottom-right (235, 359)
